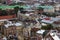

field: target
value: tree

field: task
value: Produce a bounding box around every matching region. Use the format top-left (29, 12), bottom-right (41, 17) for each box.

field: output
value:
top-left (14, 6), bottom-right (19, 17)
top-left (41, 24), bottom-right (53, 30)
top-left (37, 7), bottom-right (44, 11)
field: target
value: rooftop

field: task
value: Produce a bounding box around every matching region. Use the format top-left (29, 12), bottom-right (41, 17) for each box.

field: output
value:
top-left (50, 30), bottom-right (60, 40)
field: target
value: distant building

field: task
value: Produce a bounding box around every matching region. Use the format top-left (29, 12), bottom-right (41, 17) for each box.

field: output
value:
top-left (54, 4), bottom-right (60, 11)
top-left (0, 0), bottom-right (60, 5)
top-left (0, 0), bottom-right (6, 4)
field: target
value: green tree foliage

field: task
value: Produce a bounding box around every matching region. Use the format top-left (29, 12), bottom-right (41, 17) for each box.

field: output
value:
top-left (37, 7), bottom-right (44, 11)
top-left (41, 24), bottom-right (53, 30)
top-left (14, 6), bottom-right (19, 16)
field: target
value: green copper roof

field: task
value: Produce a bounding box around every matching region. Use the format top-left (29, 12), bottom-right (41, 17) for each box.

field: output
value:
top-left (37, 6), bottom-right (54, 9)
top-left (0, 5), bottom-right (28, 10)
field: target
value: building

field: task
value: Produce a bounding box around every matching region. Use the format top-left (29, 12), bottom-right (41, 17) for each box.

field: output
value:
top-left (0, 0), bottom-right (6, 4)
top-left (53, 20), bottom-right (60, 28)
top-left (45, 30), bottom-right (60, 40)
top-left (54, 4), bottom-right (60, 11)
